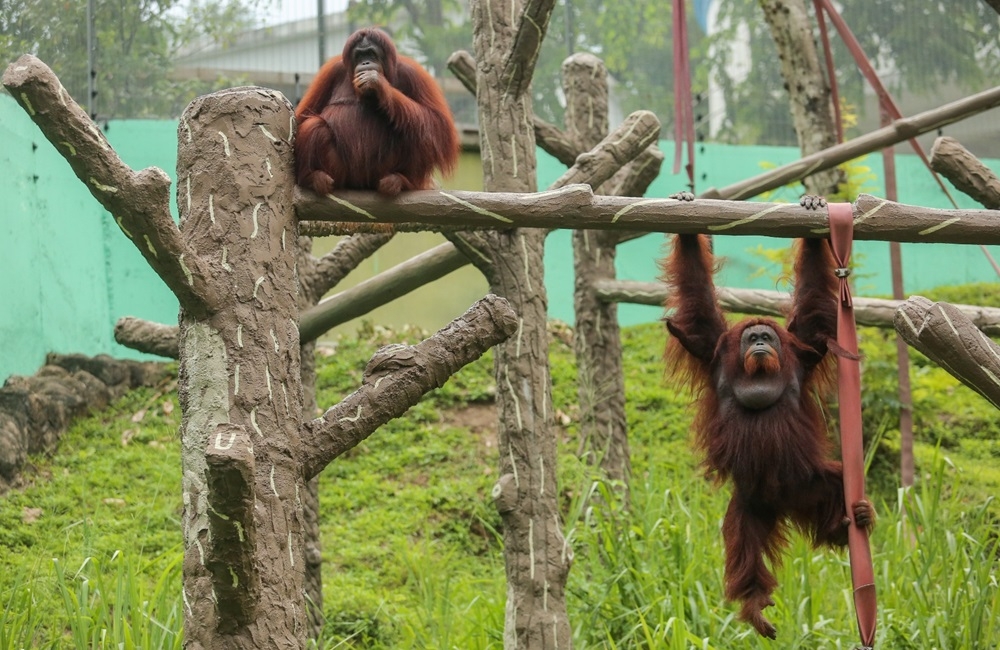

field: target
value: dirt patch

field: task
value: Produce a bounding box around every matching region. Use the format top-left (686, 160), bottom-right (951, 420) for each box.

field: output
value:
top-left (439, 402), bottom-right (497, 447)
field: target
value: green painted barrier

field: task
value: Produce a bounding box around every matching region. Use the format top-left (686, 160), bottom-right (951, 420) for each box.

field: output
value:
top-left (4, 93), bottom-right (999, 380)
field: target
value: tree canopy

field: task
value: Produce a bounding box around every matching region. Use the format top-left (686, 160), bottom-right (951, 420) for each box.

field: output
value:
top-left (6, 0), bottom-right (997, 130)
top-left (352, 0), bottom-right (1000, 145)
top-left (711, 0), bottom-right (1000, 144)
top-left (0, 0), bottom-right (267, 119)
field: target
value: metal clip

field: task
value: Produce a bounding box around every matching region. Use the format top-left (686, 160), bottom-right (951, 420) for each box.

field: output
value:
top-left (835, 267), bottom-right (851, 278)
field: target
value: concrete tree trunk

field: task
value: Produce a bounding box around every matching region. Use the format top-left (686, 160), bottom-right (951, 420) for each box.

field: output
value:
top-left (462, 0), bottom-right (573, 646)
top-left (563, 53), bottom-right (633, 491)
top-left (176, 88), bottom-right (306, 648)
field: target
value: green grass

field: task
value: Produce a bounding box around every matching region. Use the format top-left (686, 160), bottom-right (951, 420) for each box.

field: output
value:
top-left (1, 317), bottom-right (999, 648)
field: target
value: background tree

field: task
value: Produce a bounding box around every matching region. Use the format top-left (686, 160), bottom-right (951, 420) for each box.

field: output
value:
top-left (347, 1), bottom-right (1000, 147)
top-left (532, 0), bottom-right (706, 128)
top-left (0, 0), bottom-right (268, 119)
top-left (346, 0), bottom-right (473, 79)
top-left (758, 0), bottom-right (844, 196)
top-left (711, 0), bottom-right (1000, 144)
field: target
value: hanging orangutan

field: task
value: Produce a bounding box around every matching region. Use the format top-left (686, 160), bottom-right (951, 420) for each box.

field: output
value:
top-left (661, 195), bottom-right (874, 639)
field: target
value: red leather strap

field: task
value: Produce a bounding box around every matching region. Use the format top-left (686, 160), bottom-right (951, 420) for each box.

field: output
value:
top-left (828, 203), bottom-right (877, 648)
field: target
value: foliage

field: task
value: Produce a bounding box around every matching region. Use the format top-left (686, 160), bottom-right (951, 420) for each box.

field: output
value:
top-left (1, 318), bottom-right (999, 647)
top-left (364, 1), bottom-right (1000, 148)
top-left (923, 281), bottom-right (1000, 310)
top-left (0, 382), bottom-right (184, 648)
top-left (346, 0), bottom-right (703, 132)
top-left (0, 0), bottom-right (268, 119)
top-left (528, 0), bottom-right (712, 130)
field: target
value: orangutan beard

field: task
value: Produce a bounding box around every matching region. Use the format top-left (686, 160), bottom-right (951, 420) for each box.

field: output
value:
top-left (744, 349), bottom-right (781, 375)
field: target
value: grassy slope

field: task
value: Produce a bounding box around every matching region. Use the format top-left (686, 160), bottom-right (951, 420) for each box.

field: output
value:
top-left (1, 310), bottom-right (999, 648)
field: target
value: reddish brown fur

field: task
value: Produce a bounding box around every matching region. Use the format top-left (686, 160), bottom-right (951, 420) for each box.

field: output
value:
top-left (294, 27), bottom-right (459, 203)
top-left (744, 346), bottom-right (781, 375)
top-left (660, 233), bottom-right (872, 639)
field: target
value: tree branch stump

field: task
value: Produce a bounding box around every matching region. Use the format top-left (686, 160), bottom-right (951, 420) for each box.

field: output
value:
top-left (930, 136), bottom-right (1000, 209)
top-left (895, 297), bottom-right (1000, 409)
top-left (301, 294), bottom-right (518, 478)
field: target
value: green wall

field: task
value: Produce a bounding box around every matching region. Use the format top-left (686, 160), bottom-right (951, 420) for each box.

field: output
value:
top-left (540, 144), bottom-right (1000, 326)
top-left (4, 91), bottom-right (1000, 381)
top-left (1, 94), bottom-right (179, 380)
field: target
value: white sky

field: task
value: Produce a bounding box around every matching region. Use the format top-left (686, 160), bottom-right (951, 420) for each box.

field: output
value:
top-left (262, 0), bottom-right (349, 25)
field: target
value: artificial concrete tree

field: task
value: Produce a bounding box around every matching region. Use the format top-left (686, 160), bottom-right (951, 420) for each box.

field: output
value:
top-left (119, 230), bottom-right (399, 637)
top-left (561, 53), bottom-right (662, 491)
top-left (3, 56), bottom-right (518, 649)
top-left (448, 48), bottom-right (664, 494)
top-left (172, 86), bottom-right (306, 646)
top-left (452, 0), bottom-right (572, 645)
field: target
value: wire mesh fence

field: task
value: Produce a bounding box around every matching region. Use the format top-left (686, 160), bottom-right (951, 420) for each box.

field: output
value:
top-left (2, 0), bottom-right (997, 156)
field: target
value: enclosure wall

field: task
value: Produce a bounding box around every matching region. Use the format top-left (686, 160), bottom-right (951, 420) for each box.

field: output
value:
top-left (4, 93), bottom-right (1000, 381)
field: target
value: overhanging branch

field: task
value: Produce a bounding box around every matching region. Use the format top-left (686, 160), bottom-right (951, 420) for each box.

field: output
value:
top-left (895, 297), bottom-right (1000, 409)
top-left (930, 136), bottom-right (1000, 210)
top-left (299, 242), bottom-right (468, 343)
top-left (551, 111), bottom-right (661, 189)
top-left (115, 317), bottom-right (180, 358)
